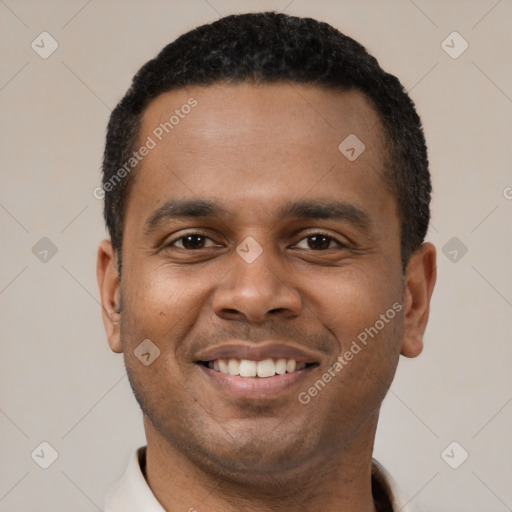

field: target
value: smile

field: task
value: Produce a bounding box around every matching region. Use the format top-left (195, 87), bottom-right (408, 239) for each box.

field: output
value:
top-left (199, 358), bottom-right (315, 378)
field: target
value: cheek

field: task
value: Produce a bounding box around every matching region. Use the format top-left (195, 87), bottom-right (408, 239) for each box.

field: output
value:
top-left (310, 265), bottom-right (404, 400)
top-left (119, 262), bottom-right (217, 355)
top-left (311, 306), bottom-right (404, 433)
top-left (118, 267), bottom-right (200, 411)
top-left (309, 263), bottom-right (403, 339)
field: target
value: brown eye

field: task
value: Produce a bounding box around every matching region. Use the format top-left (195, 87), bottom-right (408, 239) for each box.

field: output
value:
top-left (307, 235), bottom-right (332, 250)
top-left (170, 234), bottom-right (215, 250)
top-left (295, 233), bottom-right (346, 251)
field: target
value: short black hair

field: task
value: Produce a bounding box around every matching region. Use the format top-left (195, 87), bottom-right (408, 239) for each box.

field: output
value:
top-left (102, 11), bottom-right (430, 275)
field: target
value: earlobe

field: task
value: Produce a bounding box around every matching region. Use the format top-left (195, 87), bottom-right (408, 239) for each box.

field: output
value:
top-left (96, 239), bottom-right (123, 353)
top-left (401, 242), bottom-right (437, 358)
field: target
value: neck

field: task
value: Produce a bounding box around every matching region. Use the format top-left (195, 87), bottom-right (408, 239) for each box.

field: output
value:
top-left (143, 413), bottom-right (381, 512)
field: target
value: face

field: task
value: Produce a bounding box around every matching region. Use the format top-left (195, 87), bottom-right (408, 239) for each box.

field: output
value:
top-left (98, 83), bottom-right (436, 483)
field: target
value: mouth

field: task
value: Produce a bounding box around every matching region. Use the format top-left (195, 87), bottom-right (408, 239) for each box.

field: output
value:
top-left (197, 358), bottom-right (319, 378)
top-left (193, 342), bottom-right (323, 398)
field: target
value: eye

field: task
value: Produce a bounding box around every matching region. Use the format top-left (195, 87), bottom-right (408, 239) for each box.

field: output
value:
top-left (165, 231), bottom-right (349, 252)
top-left (168, 233), bottom-right (219, 250)
top-left (294, 233), bottom-right (348, 251)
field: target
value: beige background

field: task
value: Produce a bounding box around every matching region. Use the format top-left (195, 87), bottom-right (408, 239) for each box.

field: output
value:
top-left (1, 0), bottom-right (511, 510)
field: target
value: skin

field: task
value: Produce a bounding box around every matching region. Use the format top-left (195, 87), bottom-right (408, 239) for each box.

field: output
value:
top-left (97, 83), bottom-right (436, 512)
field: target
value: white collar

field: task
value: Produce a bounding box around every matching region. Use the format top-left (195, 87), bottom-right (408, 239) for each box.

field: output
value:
top-left (104, 447), bottom-right (165, 512)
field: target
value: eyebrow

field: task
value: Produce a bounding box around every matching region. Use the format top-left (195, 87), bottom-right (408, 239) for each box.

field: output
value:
top-left (143, 198), bottom-right (371, 234)
top-left (144, 199), bottom-right (230, 234)
top-left (280, 199), bottom-right (371, 229)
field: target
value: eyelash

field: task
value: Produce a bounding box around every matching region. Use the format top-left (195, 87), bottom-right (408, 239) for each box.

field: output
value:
top-left (166, 231), bottom-right (349, 251)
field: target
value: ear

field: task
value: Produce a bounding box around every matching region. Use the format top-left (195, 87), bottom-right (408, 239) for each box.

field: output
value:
top-left (96, 239), bottom-right (123, 353)
top-left (401, 242), bottom-right (437, 358)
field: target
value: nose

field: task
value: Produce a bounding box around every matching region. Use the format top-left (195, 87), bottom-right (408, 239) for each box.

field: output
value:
top-left (212, 243), bottom-right (302, 324)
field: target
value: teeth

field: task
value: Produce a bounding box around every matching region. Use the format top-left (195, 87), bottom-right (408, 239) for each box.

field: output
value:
top-left (227, 359), bottom-right (240, 376)
top-left (275, 358), bottom-right (287, 374)
top-left (218, 359), bottom-right (229, 374)
top-left (208, 358), bottom-right (308, 378)
top-left (257, 359), bottom-right (275, 378)
top-left (239, 359), bottom-right (257, 377)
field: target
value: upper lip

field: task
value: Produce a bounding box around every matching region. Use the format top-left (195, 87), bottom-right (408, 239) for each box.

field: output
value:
top-left (194, 342), bottom-right (322, 364)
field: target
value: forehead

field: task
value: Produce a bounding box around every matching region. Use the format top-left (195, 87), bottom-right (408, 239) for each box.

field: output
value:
top-left (124, 83), bottom-right (395, 236)
top-left (141, 82), bottom-right (385, 154)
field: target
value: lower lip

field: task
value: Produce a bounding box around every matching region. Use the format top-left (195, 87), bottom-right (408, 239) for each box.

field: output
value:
top-left (197, 364), bottom-right (316, 399)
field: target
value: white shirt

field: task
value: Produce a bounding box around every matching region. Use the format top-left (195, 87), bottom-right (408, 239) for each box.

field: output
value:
top-left (105, 446), bottom-right (417, 512)
top-left (105, 447), bottom-right (165, 512)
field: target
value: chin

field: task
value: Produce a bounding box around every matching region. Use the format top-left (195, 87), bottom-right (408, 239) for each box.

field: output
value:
top-left (188, 424), bottom-right (324, 483)
top-left (193, 445), bottom-right (316, 488)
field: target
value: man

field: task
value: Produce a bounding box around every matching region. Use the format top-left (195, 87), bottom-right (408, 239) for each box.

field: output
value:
top-left (97, 11), bottom-right (436, 512)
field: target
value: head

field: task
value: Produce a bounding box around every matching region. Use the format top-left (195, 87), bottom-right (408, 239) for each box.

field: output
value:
top-left (97, 12), bottom-right (436, 487)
